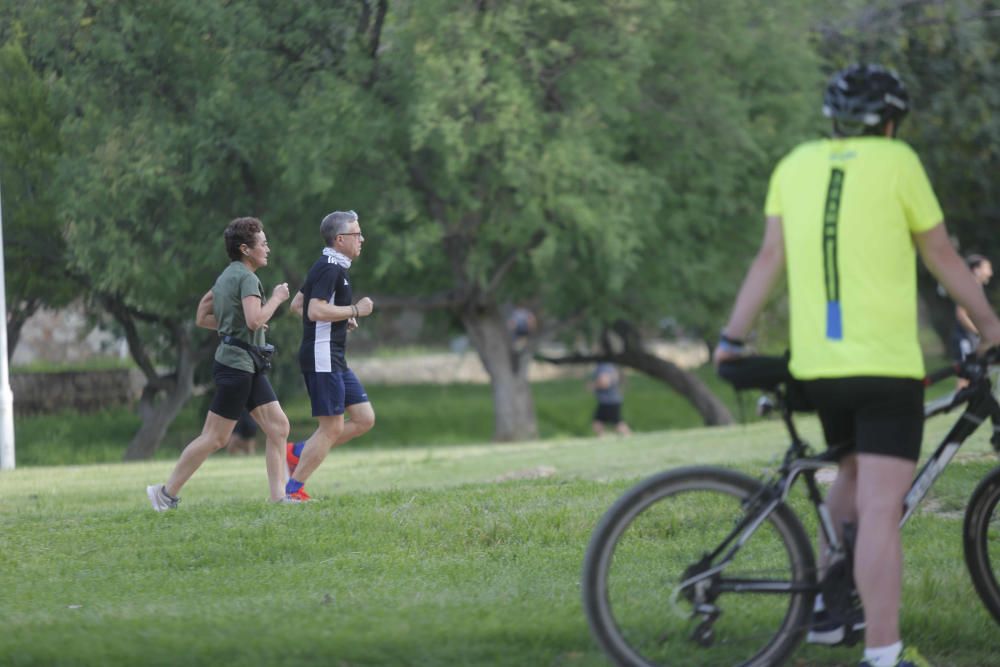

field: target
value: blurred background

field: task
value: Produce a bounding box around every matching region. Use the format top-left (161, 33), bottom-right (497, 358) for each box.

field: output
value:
top-left (1, 0), bottom-right (997, 464)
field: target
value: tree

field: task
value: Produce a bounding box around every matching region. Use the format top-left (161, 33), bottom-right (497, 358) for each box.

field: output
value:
top-left (282, 0), bottom-right (825, 438)
top-left (0, 39), bottom-right (71, 358)
top-left (3, 1), bottom-right (367, 457)
top-left (813, 0), bottom-right (1000, 347)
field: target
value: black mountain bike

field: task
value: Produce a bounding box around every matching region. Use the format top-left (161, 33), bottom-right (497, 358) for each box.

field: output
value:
top-left (582, 348), bottom-right (1000, 667)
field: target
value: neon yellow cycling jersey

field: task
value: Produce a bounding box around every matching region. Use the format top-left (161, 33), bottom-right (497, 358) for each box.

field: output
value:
top-left (765, 137), bottom-right (943, 379)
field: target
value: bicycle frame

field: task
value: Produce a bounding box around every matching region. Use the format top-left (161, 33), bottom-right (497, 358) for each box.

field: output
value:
top-left (777, 361), bottom-right (1000, 564)
top-left (690, 361), bottom-right (1000, 597)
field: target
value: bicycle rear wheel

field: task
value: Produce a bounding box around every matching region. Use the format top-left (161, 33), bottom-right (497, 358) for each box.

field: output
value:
top-left (582, 467), bottom-right (815, 667)
top-left (964, 465), bottom-right (1000, 625)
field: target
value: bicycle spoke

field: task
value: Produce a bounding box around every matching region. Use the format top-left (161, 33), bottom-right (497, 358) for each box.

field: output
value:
top-left (584, 469), bottom-right (814, 667)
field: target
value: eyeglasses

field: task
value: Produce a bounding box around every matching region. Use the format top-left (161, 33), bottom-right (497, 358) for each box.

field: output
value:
top-left (338, 232), bottom-right (363, 237)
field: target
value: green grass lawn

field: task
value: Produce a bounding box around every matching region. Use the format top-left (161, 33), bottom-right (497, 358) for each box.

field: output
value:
top-left (2, 409), bottom-right (998, 666)
top-left (12, 368), bottom-right (764, 466)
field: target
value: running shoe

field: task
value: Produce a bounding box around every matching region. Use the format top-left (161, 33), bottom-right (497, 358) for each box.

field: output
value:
top-left (285, 487), bottom-right (312, 503)
top-left (859, 646), bottom-right (931, 667)
top-left (146, 484), bottom-right (179, 512)
top-left (807, 607), bottom-right (865, 646)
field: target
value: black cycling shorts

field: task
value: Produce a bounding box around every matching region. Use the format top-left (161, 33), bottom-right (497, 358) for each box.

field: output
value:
top-left (208, 361), bottom-right (279, 421)
top-left (593, 402), bottom-right (623, 425)
top-left (801, 376), bottom-right (924, 462)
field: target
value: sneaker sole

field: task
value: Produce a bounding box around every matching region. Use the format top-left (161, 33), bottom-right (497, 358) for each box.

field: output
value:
top-left (806, 622), bottom-right (865, 646)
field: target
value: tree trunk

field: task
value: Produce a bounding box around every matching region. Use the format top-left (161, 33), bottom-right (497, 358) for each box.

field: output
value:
top-left (538, 319), bottom-right (734, 426)
top-left (5, 298), bottom-right (39, 361)
top-left (122, 330), bottom-right (200, 461)
top-left (460, 303), bottom-right (538, 441)
top-left (617, 346), bottom-right (733, 425)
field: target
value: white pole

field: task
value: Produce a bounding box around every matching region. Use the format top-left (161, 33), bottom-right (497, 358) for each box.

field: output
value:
top-left (0, 178), bottom-right (15, 471)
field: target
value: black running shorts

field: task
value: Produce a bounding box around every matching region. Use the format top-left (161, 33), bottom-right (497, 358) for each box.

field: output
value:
top-left (801, 376), bottom-right (925, 462)
top-left (208, 361), bottom-right (279, 420)
top-left (593, 402), bottom-right (623, 425)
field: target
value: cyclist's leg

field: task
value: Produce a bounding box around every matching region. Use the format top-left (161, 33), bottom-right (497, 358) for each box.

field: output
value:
top-left (821, 453), bottom-right (858, 570)
top-left (853, 453), bottom-right (916, 648)
top-left (803, 380), bottom-right (858, 572)
top-left (852, 378), bottom-right (923, 651)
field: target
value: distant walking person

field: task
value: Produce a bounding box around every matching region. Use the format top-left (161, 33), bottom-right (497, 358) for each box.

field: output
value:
top-left (284, 210), bottom-right (375, 502)
top-left (147, 217), bottom-right (291, 511)
top-left (589, 362), bottom-right (632, 437)
top-left (951, 254), bottom-right (993, 362)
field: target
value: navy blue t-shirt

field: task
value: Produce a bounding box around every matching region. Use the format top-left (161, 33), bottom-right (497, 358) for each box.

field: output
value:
top-left (298, 254), bottom-right (353, 373)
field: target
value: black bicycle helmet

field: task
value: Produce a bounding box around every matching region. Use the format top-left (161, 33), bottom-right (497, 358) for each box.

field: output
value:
top-left (823, 64), bottom-right (909, 136)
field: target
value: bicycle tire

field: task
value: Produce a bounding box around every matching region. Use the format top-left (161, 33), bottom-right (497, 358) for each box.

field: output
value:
top-left (582, 466), bottom-right (816, 667)
top-left (963, 464), bottom-right (1000, 626)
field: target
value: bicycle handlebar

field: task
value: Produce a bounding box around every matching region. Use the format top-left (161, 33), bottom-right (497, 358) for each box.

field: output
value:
top-left (718, 347), bottom-right (1000, 392)
top-left (924, 346), bottom-right (1000, 388)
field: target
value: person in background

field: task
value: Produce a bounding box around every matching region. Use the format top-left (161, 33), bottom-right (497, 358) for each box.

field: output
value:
top-left (507, 305), bottom-right (537, 351)
top-left (951, 254), bottom-right (993, 363)
top-left (284, 210), bottom-right (375, 502)
top-left (589, 362), bottom-right (632, 437)
top-left (147, 217), bottom-right (291, 510)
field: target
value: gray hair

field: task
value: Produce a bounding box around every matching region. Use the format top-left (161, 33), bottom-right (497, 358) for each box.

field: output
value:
top-left (320, 210), bottom-right (359, 245)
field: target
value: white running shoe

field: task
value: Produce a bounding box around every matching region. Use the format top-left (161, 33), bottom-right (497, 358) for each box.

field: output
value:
top-left (147, 484), bottom-right (179, 512)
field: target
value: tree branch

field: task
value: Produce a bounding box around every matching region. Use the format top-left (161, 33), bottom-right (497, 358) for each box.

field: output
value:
top-left (99, 294), bottom-right (160, 383)
top-left (365, 290), bottom-right (465, 310)
top-left (482, 228), bottom-right (547, 297)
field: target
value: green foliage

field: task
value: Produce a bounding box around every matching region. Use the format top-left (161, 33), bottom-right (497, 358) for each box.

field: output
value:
top-left (0, 38), bottom-right (71, 336)
top-left (813, 0), bottom-right (1000, 305)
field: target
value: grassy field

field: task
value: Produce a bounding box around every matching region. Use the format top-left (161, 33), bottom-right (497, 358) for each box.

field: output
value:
top-left (2, 408), bottom-right (999, 666)
top-left (12, 369), bottom-right (768, 466)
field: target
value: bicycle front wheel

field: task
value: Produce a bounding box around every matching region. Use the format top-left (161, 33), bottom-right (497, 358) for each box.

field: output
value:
top-left (964, 464), bottom-right (1000, 625)
top-left (582, 467), bottom-right (816, 667)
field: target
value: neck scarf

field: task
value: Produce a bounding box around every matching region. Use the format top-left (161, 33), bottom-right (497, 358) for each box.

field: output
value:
top-left (323, 246), bottom-right (352, 269)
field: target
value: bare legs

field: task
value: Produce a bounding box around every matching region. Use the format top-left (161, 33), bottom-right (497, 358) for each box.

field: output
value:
top-left (292, 402), bottom-right (375, 485)
top-left (592, 418), bottom-right (632, 437)
top-left (164, 401), bottom-right (290, 502)
top-left (825, 452), bottom-right (916, 649)
top-left (250, 401), bottom-right (291, 501)
top-left (164, 412), bottom-right (237, 498)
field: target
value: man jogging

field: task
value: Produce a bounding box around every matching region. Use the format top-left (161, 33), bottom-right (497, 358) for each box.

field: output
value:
top-left (284, 210), bottom-right (375, 502)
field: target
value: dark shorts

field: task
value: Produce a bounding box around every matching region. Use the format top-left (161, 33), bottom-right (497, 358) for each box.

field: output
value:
top-left (208, 362), bottom-right (279, 421)
top-left (593, 402), bottom-right (623, 425)
top-left (801, 376), bottom-right (925, 462)
top-left (232, 411), bottom-right (259, 438)
top-left (303, 369), bottom-right (369, 417)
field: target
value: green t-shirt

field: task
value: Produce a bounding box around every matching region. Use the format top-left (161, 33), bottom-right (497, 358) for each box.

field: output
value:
top-left (764, 137), bottom-right (943, 379)
top-left (212, 261), bottom-right (266, 372)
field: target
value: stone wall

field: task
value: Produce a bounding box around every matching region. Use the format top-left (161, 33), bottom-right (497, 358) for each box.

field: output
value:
top-left (10, 369), bottom-right (139, 416)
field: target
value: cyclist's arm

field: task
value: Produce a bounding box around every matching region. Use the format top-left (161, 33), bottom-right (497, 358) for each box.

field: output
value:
top-left (915, 223), bottom-right (1000, 351)
top-left (715, 215), bottom-right (785, 362)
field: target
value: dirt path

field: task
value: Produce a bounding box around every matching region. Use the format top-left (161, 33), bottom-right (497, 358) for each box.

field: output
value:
top-left (348, 340), bottom-right (709, 385)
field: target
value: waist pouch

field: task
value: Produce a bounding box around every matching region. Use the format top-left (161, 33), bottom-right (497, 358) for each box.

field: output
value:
top-left (221, 335), bottom-right (275, 374)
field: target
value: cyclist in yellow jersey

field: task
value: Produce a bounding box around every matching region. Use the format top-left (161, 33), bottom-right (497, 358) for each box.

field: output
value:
top-left (714, 64), bottom-right (1000, 667)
